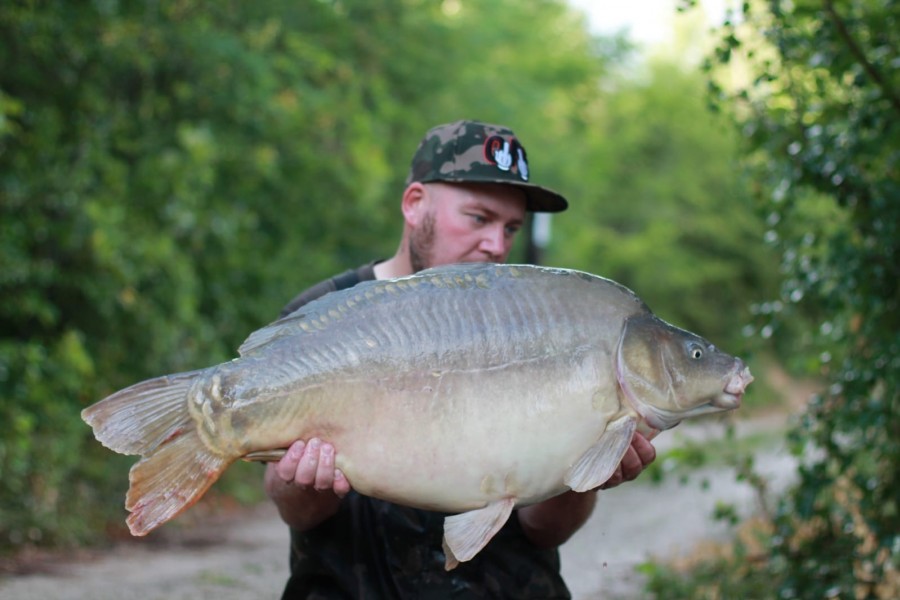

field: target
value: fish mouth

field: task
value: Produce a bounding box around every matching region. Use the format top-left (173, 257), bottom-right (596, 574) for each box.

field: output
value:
top-left (713, 364), bottom-right (754, 409)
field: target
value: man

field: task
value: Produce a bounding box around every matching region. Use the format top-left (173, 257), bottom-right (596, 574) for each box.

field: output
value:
top-left (265, 120), bottom-right (656, 598)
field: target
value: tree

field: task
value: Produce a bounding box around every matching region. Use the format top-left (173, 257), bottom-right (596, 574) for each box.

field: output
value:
top-left (697, 0), bottom-right (899, 597)
top-left (0, 0), bottom-right (789, 553)
top-left (0, 0), bottom-right (621, 549)
top-left (0, 0), bottom-right (470, 547)
top-left (551, 58), bottom-right (779, 354)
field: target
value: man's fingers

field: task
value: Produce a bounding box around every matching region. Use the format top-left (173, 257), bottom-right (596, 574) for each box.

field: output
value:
top-left (632, 432), bottom-right (657, 467)
top-left (618, 446), bottom-right (643, 482)
top-left (314, 443), bottom-right (336, 490)
top-left (292, 438), bottom-right (323, 485)
top-left (270, 437), bottom-right (350, 498)
top-left (275, 440), bottom-right (306, 482)
top-left (333, 469), bottom-right (351, 498)
top-left (598, 432), bottom-right (659, 491)
top-left (600, 465), bottom-right (624, 489)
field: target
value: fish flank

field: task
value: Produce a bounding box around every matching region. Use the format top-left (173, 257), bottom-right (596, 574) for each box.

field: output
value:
top-left (504, 293), bottom-right (540, 351)
top-left (506, 294), bottom-right (530, 340)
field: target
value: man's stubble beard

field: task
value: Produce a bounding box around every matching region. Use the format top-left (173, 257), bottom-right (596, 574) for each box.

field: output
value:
top-left (408, 211), bottom-right (436, 273)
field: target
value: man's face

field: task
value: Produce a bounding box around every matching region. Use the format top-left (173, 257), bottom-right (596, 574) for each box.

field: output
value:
top-left (408, 182), bottom-right (527, 272)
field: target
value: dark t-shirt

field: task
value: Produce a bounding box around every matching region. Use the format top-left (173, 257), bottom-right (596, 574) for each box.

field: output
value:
top-left (278, 263), bottom-right (571, 599)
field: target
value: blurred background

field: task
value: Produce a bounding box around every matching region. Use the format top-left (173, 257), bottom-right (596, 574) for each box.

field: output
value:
top-left (1, 1), bottom-right (896, 597)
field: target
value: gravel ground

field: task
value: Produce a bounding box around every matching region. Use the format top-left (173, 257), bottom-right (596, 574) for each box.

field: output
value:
top-left (0, 415), bottom-right (796, 600)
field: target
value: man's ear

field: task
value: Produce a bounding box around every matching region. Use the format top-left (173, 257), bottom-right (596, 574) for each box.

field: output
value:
top-left (401, 182), bottom-right (428, 226)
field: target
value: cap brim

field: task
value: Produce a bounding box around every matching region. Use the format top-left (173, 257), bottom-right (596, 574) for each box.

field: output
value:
top-left (519, 184), bottom-right (569, 213)
top-left (421, 176), bottom-right (568, 213)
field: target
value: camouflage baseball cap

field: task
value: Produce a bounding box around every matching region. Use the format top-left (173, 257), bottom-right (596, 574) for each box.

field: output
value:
top-left (405, 120), bottom-right (568, 213)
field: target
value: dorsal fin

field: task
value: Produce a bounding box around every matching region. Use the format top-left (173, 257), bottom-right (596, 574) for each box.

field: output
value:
top-left (237, 310), bottom-right (312, 356)
top-left (238, 273), bottom-right (419, 356)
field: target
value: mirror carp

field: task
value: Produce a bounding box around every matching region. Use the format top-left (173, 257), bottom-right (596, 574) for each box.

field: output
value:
top-left (82, 263), bottom-right (753, 569)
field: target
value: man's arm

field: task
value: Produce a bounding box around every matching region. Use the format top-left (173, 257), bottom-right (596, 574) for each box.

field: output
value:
top-left (517, 432), bottom-right (656, 548)
top-left (264, 439), bottom-right (352, 531)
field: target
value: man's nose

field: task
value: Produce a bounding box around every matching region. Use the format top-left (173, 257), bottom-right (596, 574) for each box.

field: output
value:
top-left (479, 225), bottom-right (509, 258)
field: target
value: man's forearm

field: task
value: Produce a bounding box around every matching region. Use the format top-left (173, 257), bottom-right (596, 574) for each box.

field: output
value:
top-left (517, 490), bottom-right (598, 548)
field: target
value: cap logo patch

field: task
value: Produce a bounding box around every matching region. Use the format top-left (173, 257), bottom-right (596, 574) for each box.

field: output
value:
top-left (484, 135), bottom-right (529, 182)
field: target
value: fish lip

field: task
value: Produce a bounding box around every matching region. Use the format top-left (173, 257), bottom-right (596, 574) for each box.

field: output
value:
top-left (714, 365), bottom-right (753, 409)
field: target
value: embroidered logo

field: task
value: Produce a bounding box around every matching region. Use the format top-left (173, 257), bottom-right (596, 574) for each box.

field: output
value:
top-left (484, 135), bottom-right (529, 181)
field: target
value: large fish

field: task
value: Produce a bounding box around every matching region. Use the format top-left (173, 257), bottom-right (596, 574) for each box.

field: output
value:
top-left (82, 263), bottom-right (752, 569)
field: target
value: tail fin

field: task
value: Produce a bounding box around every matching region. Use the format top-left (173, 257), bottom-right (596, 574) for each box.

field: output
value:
top-left (125, 427), bottom-right (231, 535)
top-left (81, 369), bottom-right (233, 536)
top-left (82, 370), bottom-right (206, 456)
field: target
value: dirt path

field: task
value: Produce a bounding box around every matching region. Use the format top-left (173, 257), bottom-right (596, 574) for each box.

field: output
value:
top-left (0, 503), bottom-right (290, 600)
top-left (0, 415), bottom-right (797, 600)
top-left (561, 415), bottom-right (797, 598)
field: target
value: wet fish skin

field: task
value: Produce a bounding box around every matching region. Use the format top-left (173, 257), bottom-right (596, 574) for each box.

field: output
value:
top-left (82, 263), bottom-right (752, 569)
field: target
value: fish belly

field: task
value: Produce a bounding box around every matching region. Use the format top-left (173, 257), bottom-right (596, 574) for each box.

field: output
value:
top-left (237, 346), bottom-right (621, 512)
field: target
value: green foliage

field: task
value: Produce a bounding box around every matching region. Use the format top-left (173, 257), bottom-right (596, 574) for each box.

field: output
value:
top-left (0, 0), bottom-right (784, 554)
top-left (551, 59), bottom-right (780, 353)
top-left (0, 0), bottom-right (621, 550)
top-left (639, 539), bottom-right (778, 600)
top-left (659, 0), bottom-right (900, 598)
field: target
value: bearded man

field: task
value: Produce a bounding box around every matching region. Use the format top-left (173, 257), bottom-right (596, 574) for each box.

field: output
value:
top-left (265, 120), bottom-right (656, 599)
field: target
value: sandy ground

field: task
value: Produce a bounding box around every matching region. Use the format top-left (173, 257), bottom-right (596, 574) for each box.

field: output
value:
top-left (561, 416), bottom-right (796, 598)
top-left (0, 415), bottom-right (797, 600)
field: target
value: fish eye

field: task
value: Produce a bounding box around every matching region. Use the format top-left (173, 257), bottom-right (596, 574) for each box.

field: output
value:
top-left (690, 345), bottom-right (703, 359)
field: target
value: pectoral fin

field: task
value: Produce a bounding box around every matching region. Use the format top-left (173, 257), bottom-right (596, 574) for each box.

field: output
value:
top-left (442, 497), bottom-right (515, 570)
top-left (564, 415), bottom-right (637, 492)
top-left (241, 449), bottom-right (288, 462)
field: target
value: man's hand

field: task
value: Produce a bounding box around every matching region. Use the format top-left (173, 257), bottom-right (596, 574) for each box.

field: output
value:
top-left (264, 438), bottom-right (351, 531)
top-left (273, 438), bottom-right (351, 494)
top-left (598, 431), bottom-right (656, 490)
